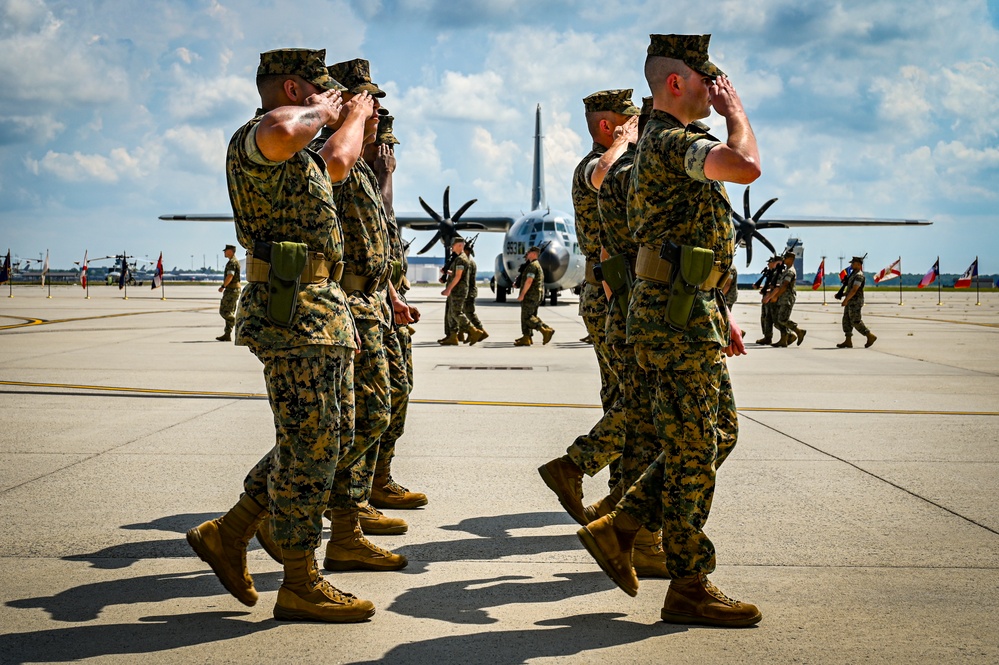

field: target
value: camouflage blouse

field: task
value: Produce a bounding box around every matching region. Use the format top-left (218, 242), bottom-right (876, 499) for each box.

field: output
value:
top-left (597, 143), bottom-right (638, 348)
top-left (626, 110), bottom-right (734, 348)
top-left (522, 259), bottom-right (545, 301)
top-left (572, 143), bottom-right (606, 261)
top-left (228, 114), bottom-right (355, 353)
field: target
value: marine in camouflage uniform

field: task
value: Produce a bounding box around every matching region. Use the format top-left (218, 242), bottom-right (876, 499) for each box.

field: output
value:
top-left (216, 244), bottom-right (241, 341)
top-left (576, 34), bottom-right (761, 627)
top-left (315, 58), bottom-right (408, 573)
top-left (838, 255), bottom-right (876, 348)
top-left (186, 48), bottom-right (375, 622)
top-left (769, 250), bottom-right (806, 347)
top-left (440, 237), bottom-right (485, 345)
top-left (514, 248), bottom-right (552, 345)
top-left (755, 256), bottom-right (782, 344)
top-left (462, 243), bottom-right (486, 335)
top-left (538, 89), bottom-right (638, 529)
top-left (365, 114), bottom-right (428, 510)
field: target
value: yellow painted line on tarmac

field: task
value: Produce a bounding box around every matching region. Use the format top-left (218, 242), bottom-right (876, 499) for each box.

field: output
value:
top-left (1, 380), bottom-right (997, 417)
top-left (0, 308), bottom-right (214, 331)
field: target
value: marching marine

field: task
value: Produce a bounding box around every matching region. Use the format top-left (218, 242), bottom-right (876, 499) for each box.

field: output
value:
top-left (765, 249), bottom-right (806, 347)
top-left (754, 255), bottom-right (782, 344)
top-left (440, 236), bottom-right (486, 345)
top-left (514, 246), bottom-right (554, 346)
top-left (838, 255), bottom-right (877, 348)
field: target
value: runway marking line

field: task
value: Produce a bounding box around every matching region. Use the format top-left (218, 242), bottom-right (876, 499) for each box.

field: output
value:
top-left (1, 380), bottom-right (996, 417)
top-left (0, 308), bottom-right (214, 331)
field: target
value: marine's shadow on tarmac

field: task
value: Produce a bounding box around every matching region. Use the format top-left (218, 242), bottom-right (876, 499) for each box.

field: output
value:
top-left (347, 613), bottom-right (684, 665)
top-left (0, 611), bottom-right (278, 664)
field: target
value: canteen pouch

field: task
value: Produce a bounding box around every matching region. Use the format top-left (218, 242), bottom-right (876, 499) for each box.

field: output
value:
top-left (601, 253), bottom-right (633, 318)
top-left (390, 260), bottom-right (403, 290)
top-left (266, 241), bottom-right (308, 327)
top-left (665, 244), bottom-right (714, 331)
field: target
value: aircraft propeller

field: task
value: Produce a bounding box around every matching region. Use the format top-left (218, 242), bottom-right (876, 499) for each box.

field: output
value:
top-left (732, 186), bottom-right (780, 266)
top-left (415, 186), bottom-right (487, 254)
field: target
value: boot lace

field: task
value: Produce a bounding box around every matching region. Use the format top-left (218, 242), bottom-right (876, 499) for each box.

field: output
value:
top-left (701, 575), bottom-right (739, 606)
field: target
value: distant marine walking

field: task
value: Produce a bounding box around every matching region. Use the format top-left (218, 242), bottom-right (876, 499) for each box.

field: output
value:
top-left (837, 254), bottom-right (877, 348)
top-left (216, 243), bottom-right (241, 342)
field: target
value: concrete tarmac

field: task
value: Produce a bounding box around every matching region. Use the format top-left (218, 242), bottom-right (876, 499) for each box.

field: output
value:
top-left (1, 283), bottom-right (997, 664)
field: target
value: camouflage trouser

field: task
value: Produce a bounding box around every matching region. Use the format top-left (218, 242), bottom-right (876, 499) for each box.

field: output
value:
top-left (376, 325), bottom-right (412, 473)
top-left (616, 341), bottom-right (737, 578)
top-left (520, 295), bottom-right (546, 336)
top-left (243, 344), bottom-right (353, 551)
top-left (566, 345), bottom-right (625, 478)
top-left (580, 282), bottom-right (616, 411)
top-left (842, 300), bottom-right (870, 336)
top-left (464, 293), bottom-right (482, 330)
top-left (760, 301), bottom-right (776, 339)
top-left (329, 318), bottom-right (391, 509)
top-left (774, 298), bottom-right (799, 334)
top-left (219, 288), bottom-right (239, 333)
top-left (445, 287), bottom-right (473, 335)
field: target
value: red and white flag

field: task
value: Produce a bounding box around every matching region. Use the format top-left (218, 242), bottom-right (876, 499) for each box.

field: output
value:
top-left (954, 258), bottom-right (978, 288)
top-left (811, 259), bottom-right (824, 290)
top-left (873, 258), bottom-right (901, 284)
top-left (80, 250), bottom-right (88, 289)
top-left (152, 252), bottom-right (164, 289)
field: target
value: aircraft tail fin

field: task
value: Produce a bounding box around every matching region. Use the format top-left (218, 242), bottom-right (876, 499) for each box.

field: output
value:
top-left (531, 104), bottom-right (546, 212)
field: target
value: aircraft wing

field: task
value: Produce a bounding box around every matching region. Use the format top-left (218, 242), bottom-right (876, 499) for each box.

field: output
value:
top-left (159, 214), bottom-right (233, 222)
top-left (395, 213), bottom-right (517, 232)
top-left (758, 216), bottom-right (931, 227)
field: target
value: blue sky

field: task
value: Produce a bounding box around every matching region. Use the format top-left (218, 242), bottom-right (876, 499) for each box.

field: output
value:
top-left (1, 0), bottom-right (997, 278)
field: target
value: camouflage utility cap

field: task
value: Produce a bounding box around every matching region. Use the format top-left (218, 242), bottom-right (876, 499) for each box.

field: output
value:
top-left (783, 249), bottom-right (796, 258)
top-left (527, 245), bottom-right (541, 254)
top-left (640, 95), bottom-right (653, 117)
top-left (451, 236), bottom-right (465, 246)
top-left (223, 244), bottom-right (236, 252)
top-left (583, 89), bottom-right (640, 115)
top-left (257, 48), bottom-right (344, 90)
top-left (647, 34), bottom-right (725, 78)
top-left (377, 113), bottom-right (400, 145)
top-left (328, 58), bottom-right (386, 98)
top-left (851, 255), bottom-right (865, 264)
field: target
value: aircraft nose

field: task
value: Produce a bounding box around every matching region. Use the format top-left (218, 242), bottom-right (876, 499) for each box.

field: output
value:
top-left (539, 241), bottom-right (568, 283)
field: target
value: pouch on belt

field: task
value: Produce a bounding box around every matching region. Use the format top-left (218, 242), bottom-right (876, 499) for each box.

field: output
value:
top-left (601, 253), bottom-right (633, 318)
top-left (267, 241), bottom-right (308, 327)
top-left (665, 244), bottom-right (714, 332)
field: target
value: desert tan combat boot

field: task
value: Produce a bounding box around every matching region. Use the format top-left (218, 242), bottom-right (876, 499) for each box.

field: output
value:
top-left (541, 325), bottom-right (555, 345)
top-left (836, 336), bottom-right (853, 348)
top-left (456, 331), bottom-right (466, 343)
top-left (357, 503), bottom-right (408, 535)
top-left (660, 574), bottom-right (762, 627)
top-left (754, 336), bottom-right (772, 345)
top-left (370, 474), bottom-right (428, 509)
top-left (438, 332), bottom-right (459, 346)
top-left (186, 493), bottom-right (267, 606)
top-left (582, 486), bottom-right (623, 524)
top-left (274, 549), bottom-right (375, 623)
top-left (795, 327), bottom-right (807, 345)
top-left (324, 508), bottom-right (408, 571)
top-left (772, 332), bottom-right (789, 347)
top-left (466, 327), bottom-right (487, 345)
top-left (538, 456), bottom-right (586, 525)
top-left (254, 515), bottom-right (283, 564)
top-left (865, 332), bottom-right (878, 348)
top-left (576, 512), bottom-right (640, 597)
top-left (633, 527), bottom-right (669, 578)
top-left (513, 335), bottom-right (533, 346)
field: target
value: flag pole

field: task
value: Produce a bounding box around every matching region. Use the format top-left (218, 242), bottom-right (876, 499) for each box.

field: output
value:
top-left (975, 256), bottom-right (980, 306)
top-left (897, 257), bottom-right (903, 306)
top-left (937, 256), bottom-right (942, 306)
top-left (821, 255), bottom-right (827, 306)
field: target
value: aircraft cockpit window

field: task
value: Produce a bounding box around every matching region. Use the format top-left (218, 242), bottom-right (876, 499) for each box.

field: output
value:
top-left (556, 222), bottom-right (567, 232)
top-left (543, 221), bottom-right (555, 231)
top-left (532, 222), bottom-right (542, 234)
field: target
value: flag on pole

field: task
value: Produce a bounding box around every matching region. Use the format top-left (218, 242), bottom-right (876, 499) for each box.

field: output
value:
top-left (873, 258), bottom-right (901, 284)
top-left (954, 258), bottom-right (978, 288)
top-left (41, 250), bottom-right (49, 287)
top-left (0, 250), bottom-right (9, 284)
top-left (118, 253), bottom-right (129, 289)
top-left (80, 250), bottom-right (88, 289)
top-left (839, 267), bottom-right (851, 282)
top-left (812, 259), bottom-right (825, 290)
top-left (152, 252), bottom-right (164, 289)
top-left (918, 258), bottom-right (939, 288)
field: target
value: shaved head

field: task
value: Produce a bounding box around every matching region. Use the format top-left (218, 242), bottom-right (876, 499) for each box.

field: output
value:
top-left (584, 110), bottom-right (627, 139)
top-left (645, 56), bottom-right (694, 92)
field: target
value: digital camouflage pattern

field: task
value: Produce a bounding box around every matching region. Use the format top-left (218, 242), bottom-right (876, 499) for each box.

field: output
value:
top-left (647, 34), bottom-right (725, 79)
top-left (463, 254), bottom-right (483, 330)
top-left (377, 115), bottom-right (400, 146)
top-left (582, 89), bottom-right (641, 115)
top-left (774, 264), bottom-right (798, 334)
top-left (327, 58), bottom-right (386, 98)
top-left (617, 104), bottom-right (739, 579)
top-left (616, 342), bottom-right (734, 577)
top-left (626, 110), bottom-right (733, 348)
top-left (520, 259), bottom-right (546, 336)
top-left (256, 48), bottom-right (344, 91)
top-left (312, 129), bottom-right (392, 328)
top-left (228, 116), bottom-right (355, 353)
top-left (329, 317), bottom-right (390, 509)
top-left (219, 289), bottom-right (239, 334)
top-left (377, 325), bottom-right (412, 472)
top-left (242, 345), bottom-right (353, 550)
top-left (723, 265), bottom-right (739, 307)
top-left (446, 252), bottom-right (475, 333)
top-left (842, 269), bottom-right (871, 335)
top-left (597, 143), bottom-right (638, 349)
